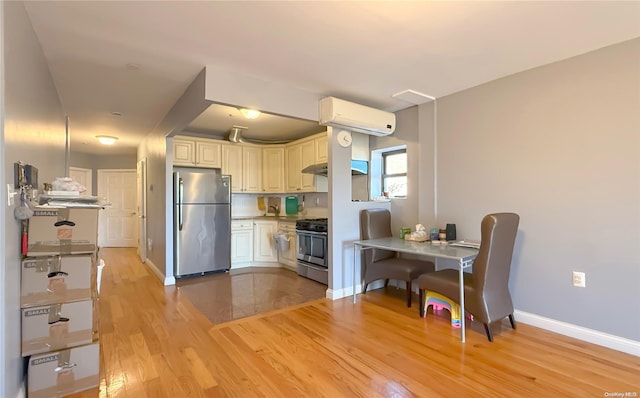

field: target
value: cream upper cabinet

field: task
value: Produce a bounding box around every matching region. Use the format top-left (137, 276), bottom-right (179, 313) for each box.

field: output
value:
top-left (173, 136), bottom-right (221, 168)
top-left (285, 144), bottom-right (302, 192)
top-left (262, 147), bottom-right (285, 193)
top-left (315, 134), bottom-right (328, 164)
top-left (284, 133), bottom-right (328, 193)
top-left (173, 138), bottom-right (195, 167)
top-left (196, 140), bottom-right (222, 168)
top-left (218, 132), bottom-right (327, 195)
top-left (222, 144), bottom-right (243, 192)
top-left (222, 144), bottom-right (262, 193)
top-left (242, 146), bottom-right (262, 193)
top-left (300, 140), bottom-right (316, 192)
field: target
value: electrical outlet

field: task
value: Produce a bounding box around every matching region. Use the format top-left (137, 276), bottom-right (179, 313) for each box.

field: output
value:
top-left (147, 238), bottom-right (153, 252)
top-left (572, 271), bottom-right (586, 288)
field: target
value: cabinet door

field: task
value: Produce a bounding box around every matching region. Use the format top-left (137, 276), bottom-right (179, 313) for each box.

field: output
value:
top-left (285, 144), bottom-right (302, 192)
top-left (222, 144), bottom-right (243, 192)
top-left (231, 228), bottom-right (253, 267)
top-left (278, 230), bottom-right (297, 268)
top-left (243, 147), bottom-right (263, 193)
top-left (262, 147), bottom-right (285, 193)
top-left (196, 141), bottom-right (222, 168)
top-left (300, 140), bottom-right (316, 192)
top-left (315, 134), bottom-right (328, 164)
top-left (173, 139), bottom-right (195, 166)
top-left (253, 221), bottom-right (277, 262)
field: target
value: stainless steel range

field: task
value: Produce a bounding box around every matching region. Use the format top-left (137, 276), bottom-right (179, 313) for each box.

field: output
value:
top-left (296, 218), bottom-right (328, 285)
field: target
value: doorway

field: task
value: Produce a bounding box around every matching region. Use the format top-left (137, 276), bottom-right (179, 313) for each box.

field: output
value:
top-left (97, 169), bottom-right (137, 247)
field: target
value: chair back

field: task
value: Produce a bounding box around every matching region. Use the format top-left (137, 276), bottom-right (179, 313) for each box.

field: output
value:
top-left (472, 213), bottom-right (520, 292)
top-left (360, 209), bottom-right (395, 263)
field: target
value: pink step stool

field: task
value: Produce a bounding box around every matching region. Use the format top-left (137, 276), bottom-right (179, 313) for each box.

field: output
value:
top-left (424, 291), bottom-right (473, 328)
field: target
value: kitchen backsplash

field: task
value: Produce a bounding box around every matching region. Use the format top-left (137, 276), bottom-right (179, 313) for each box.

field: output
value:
top-left (232, 193), bottom-right (328, 218)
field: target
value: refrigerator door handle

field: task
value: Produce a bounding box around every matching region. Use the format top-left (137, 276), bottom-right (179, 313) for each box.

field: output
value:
top-left (178, 177), bottom-right (184, 231)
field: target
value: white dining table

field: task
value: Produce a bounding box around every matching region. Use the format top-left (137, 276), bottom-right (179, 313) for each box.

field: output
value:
top-left (352, 237), bottom-right (479, 342)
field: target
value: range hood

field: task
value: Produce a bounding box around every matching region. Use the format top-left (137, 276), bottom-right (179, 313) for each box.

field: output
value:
top-left (301, 160), bottom-right (368, 176)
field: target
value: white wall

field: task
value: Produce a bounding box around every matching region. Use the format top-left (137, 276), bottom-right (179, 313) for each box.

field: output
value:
top-left (2, 1), bottom-right (67, 395)
top-left (70, 152), bottom-right (137, 195)
top-left (370, 106), bottom-right (423, 236)
top-left (433, 38), bottom-right (640, 341)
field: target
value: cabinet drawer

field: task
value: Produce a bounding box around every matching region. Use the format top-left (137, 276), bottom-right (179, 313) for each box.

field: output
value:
top-left (232, 220), bottom-right (253, 230)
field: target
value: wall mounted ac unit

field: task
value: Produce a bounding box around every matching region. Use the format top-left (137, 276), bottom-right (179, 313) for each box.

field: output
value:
top-left (319, 97), bottom-right (395, 136)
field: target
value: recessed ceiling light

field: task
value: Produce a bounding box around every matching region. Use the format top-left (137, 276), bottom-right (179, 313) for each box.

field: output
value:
top-left (125, 63), bottom-right (140, 71)
top-left (240, 108), bottom-right (261, 119)
top-left (111, 111), bottom-right (122, 116)
top-left (96, 135), bottom-right (118, 145)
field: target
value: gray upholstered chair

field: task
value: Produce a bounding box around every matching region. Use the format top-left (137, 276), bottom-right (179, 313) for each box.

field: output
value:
top-left (360, 208), bottom-right (435, 307)
top-left (418, 212), bottom-right (520, 341)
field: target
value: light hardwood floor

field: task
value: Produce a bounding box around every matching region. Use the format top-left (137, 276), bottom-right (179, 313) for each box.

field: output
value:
top-left (68, 248), bottom-right (639, 397)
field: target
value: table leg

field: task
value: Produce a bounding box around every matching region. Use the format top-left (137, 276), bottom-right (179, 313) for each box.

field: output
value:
top-left (353, 243), bottom-right (358, 303)
top-left (459, 258), bottom-right (466, 343)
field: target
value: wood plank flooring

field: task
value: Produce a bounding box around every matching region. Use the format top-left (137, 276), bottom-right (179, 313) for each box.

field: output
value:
top-left (68, 248), bottom-right (639, 397)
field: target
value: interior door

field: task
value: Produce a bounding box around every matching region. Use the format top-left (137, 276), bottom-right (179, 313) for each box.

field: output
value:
top-left (98, 169), bottom-right (138, 247)
top-left (68, 167), bottom-right (92, 195)
top-left (136, 159), bottom-right (147, 262)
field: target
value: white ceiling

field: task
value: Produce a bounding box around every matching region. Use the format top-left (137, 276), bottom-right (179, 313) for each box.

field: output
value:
top-left (23, 1), bottom-right (640, 155)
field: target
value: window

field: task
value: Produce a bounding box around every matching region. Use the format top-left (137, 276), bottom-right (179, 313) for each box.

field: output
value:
top-left (382, 149), bottom-right (407, 198)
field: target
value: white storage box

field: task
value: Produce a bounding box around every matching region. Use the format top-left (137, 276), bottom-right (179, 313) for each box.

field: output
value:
top-left (27, 208), bottom-right (98, 256)
top-left (28, 343), bottom-right (99, 398)
top-left (21, 255), bottom-right (94, 308)
top-left (22, 299), bottom-right (95, 356)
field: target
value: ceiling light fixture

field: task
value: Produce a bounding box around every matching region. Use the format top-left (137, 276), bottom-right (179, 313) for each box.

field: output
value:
top-left (392, 89), bottom-right (436, 105)
top-left (240, 108), bottom-right (261, 119)
top-left (96, 135), bottom-right (118, 145)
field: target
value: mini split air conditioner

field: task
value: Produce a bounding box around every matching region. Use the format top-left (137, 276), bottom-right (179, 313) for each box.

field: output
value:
top-left (319, 97), bottom-right (395, 136)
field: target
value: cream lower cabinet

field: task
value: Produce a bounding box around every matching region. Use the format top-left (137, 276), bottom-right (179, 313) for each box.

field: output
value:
top-left (253, 220), bottom-right (278, 263)
top-left (277, 221), bottom-right (297, 270)
top-left (231, 220), bottom-right (253, 268)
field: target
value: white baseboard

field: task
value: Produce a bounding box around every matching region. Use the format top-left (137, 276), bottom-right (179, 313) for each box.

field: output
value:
top-left (514, 310), bottom-right (640, 356)
top-left (144, 258), bottom-right (175, 286)
top-left (326, 280), bottom-right (388, 300)
top-left (17, 381), bottom-right (26, 398)
top-left (326, 287), bottom-right (353, 300)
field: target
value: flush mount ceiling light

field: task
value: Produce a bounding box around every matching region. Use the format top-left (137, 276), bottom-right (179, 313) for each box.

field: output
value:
top-left (239, 108), bottom-right (261, 119)
top-left (96, 135), bottom-right (118, 145)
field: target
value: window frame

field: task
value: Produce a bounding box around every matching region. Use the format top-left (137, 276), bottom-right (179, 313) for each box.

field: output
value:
top-left (381, 148), bottom-right (407, 198)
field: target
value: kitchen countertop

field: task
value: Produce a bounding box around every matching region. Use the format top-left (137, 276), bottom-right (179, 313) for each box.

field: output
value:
top-left (232, 215), bottom-right (303, 222)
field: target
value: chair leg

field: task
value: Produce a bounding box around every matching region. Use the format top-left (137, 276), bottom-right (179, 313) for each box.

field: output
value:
top-left (405, 281), bottom-right (411, 307)
top-left (363, 283), bottom-right (368, 294)
top-left (508, 314), bottom-right (517, 329)
top-left (484, 323), bottom-right (493, 342)
top-left (418, 289), bottom-right (424, 317)
top-left (384, 279), bottom-right (389, 287)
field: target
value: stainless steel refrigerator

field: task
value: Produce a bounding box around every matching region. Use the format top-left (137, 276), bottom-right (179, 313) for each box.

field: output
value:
top-left (174, 168), bottom-right (231, 277)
